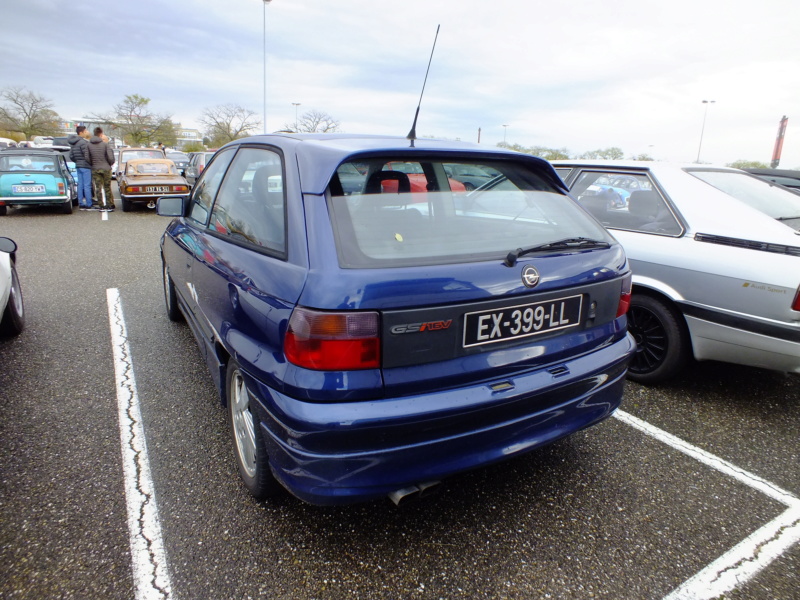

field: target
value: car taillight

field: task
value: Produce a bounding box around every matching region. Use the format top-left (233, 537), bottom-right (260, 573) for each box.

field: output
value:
top-left (617, 273), bottom-right (632, 317)
top-left (792, 287), bottom-right (800, 312)
top-left (57, 182), bottom-right (65, 194)
top-left (284, 307), bottom-right (380, 370)
top-left (173, 186), bottom-right (188, 192)
top-left (127, 186), bottom-right (141, 193)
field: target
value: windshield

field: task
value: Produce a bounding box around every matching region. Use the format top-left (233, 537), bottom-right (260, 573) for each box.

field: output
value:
top-left (328, 157), bottom-right (612, 268)
top-left (688, 169), bottom-right (800, 220)
top-left (0, 155), bottom-right (59, 172)
top-left (168, 153), bottom-right (188, 161)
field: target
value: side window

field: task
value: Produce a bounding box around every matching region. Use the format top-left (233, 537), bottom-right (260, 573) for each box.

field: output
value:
top-left (188, 148), bottom-right (235, 225)
top-left (208, 147), bottom-right (286, 255)
top-left (572, 170), bottom-right (682, 235)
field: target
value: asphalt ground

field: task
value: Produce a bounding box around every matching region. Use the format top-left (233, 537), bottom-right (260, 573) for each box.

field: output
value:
top-left (1, 197), bottom-right (798, 599)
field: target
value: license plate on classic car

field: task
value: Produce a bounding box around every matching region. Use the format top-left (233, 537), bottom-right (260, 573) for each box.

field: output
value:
top-left (145, 186), bottom-right (171, 193)
top-left (463, 295), bottom-right (583, 347)
top-left (12, 185), bottom-right (45, 193)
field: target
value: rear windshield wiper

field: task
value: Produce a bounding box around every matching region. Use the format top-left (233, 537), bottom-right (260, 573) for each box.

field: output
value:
top-left (777, 215), bottom-right (800, 221)
top-left (504, 237), bottom-right (610, 267)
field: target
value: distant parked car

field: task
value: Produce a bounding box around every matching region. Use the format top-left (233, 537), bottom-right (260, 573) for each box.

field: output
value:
top-left (184, 151), bottom-right (216, 186)
top-left (118, 158), bottom-right (189, 212)
top-left (166, 151), bottom-right (190, 176)
top-left (744, 167), bottom-right (800, 192)
top-left (554, 160), bottom-right (800, 383)
top-left (0, 237), bottom-right (24, 337)
top-left (115, 147), bottom-right (166, 180)
top-left (0, 148), bottom-right (76, 214)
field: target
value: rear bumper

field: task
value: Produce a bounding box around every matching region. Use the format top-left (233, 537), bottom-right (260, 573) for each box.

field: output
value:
top-left (0, 195), bottom-right (68, 205)
top-left (122, 193), bottom-right (189, 203)
top-left (249, 332), bottom-right (635, 505)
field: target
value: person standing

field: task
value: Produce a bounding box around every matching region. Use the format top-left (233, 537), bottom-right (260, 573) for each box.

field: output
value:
top-left (67, 125), bottom-right (94, 210)
top-left (86, 126), bottom-right (116, 212)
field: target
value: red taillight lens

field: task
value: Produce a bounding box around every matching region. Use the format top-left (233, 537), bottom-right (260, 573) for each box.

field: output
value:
top-left (792, 287), bottom-right (800, 312)
top-left (284, 307), bottom-right (380, 370)
top-left (174, 186), bottom-right (188, 192)
top-left (617, 273), bottom-right (633, 317)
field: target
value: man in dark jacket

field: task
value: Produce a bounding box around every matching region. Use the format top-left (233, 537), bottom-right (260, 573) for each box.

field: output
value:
top-left (67, 125), bottom-right (94, 210)
top-left (86, 127), bottom-right (115, 211)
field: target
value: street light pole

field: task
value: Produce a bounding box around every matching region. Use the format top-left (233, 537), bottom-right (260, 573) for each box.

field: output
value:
top-left (502, 124), bottom-right (508, 144)
top-left (292, 102), bottom-right (301, 132)
top-left (695, 99), bottom-right (715, 163)
top-left (263, 0), bottom-right (272, 134)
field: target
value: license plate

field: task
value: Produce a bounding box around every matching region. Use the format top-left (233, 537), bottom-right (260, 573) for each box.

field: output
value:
top-left (463, 295), bottom-right (582, 348)
top-left (145, 186), bottom-right (170, 193)
top-left (12, 185), bottom-right (45, 193)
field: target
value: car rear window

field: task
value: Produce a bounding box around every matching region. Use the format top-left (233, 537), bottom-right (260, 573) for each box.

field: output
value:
top-left (688, 169), bottom-right (800, 220)
top-left (328, 157), bottom-right (612, 268)
top-left (0, 155), bottom-right (58, 172)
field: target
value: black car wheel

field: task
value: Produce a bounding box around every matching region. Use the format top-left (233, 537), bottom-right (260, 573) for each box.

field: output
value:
top-left (121, 196), bottom-right (133, 212)
top-left (0, 261), bottom-right (24, 337)
top-left (0, 205), bottom-right (7, 216)
top-left (61, 198), bottom-right (73, 214)
top-left (226, 359), bottom-right (280, 500)
top-left (162, 262), bottom-right (182, 322)
top-left (626, 294), bottom-right (688, 384)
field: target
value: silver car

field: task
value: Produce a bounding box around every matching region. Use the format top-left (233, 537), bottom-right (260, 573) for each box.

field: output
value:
top-left (553, 161), bottom-right (800, 383)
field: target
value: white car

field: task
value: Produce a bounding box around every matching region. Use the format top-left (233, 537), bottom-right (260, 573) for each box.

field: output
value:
top-left (553, 161), bottom-right (800, 383)
top-left (0, 237), bottom-right (24, 337)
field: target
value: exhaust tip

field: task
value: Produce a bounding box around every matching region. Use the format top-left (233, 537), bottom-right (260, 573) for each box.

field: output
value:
top-left (388, 481), bottom-right (442, 506)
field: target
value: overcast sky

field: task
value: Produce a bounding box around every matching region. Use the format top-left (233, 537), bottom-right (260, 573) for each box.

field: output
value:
top-left (3, 0), bottom-right (798, 167)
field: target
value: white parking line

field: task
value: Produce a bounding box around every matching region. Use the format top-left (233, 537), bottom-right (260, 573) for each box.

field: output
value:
top-left (107, 288), bottom-right (172, 600)
top-left (613, 410), bottom-right (800, 600)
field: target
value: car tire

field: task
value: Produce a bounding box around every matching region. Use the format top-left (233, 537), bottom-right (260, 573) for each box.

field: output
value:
top-left (0, 261), bottom-right (24, 337)
top-left (61, 198), bottom-right (73, 214)
top-left (162, 262), bottom-right (182, 322)
top-left (121, 196), bottom-right (132, 212)
top-left (0, 205), bottom-right (7, 216)
top-left (226, 359), bottom-right (280, 500)
top-left (626, 294), bottom-right (688, 384)
top-left (463, 182), bottom-right (475, 191)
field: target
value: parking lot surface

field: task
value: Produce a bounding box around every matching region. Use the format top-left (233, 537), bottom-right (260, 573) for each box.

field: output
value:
top-left (1, 202), bottom-right (797, 599)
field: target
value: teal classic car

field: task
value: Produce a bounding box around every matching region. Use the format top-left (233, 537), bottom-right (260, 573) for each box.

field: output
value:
top-left (0, 148), bottom-right (76, 215)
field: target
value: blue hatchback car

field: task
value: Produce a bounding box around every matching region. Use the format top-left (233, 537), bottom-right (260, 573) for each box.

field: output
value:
top-left (158, 134), bottom-right (635, 505)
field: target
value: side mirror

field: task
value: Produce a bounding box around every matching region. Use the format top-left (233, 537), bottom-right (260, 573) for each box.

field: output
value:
top-left (157, 196), bottom-right (187, 217)
top-left (0, 237), bottom-right (18, 253)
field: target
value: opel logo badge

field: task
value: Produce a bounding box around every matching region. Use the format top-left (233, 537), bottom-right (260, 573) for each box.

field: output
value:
top-left (521, 265), bottom-right (540, 288)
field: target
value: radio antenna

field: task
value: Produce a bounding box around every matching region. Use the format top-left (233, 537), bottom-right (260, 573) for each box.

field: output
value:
top-left (407, 24), bottom-right (440, 146)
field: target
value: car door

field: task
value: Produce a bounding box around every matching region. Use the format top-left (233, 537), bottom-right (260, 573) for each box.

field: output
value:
top-left (162, 148), bottom-right (237, 354)
top-left (189, 146), bottom-right (306, 390)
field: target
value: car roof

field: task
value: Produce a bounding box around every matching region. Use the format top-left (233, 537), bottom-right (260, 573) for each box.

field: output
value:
top-left (0, 148), bottom-right (64, 157)
top-left (222, 133), bottom-right (561, 195)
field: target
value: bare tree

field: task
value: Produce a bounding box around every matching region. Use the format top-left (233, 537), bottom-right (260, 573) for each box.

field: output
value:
top-left (579, 147), bottom-right (625, 160)
top-left (284, 109), bottom-right (340, 133)
top-left (199, 104), bottom-right (261, 146)
top-left (91, 94), bottom-right (177, 146)
top-left (0, 87), bottom-right (61, 139)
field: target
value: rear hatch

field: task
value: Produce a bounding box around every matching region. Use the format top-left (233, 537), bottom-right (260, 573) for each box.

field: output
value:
top-left (299, 153), bottom-right (630, 397)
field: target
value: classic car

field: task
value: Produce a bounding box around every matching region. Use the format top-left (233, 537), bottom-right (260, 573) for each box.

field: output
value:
top-left (0, 148), bottom-right (76, 214)
top-left (157, 133), bottom-right (635, 505)
top-left (118, 158), bottom-right (189, 212)
top-left (553, 160), bottom-right (800, 383)
top-left (0, 236), bottom-right (24, 337)
top-left (115, 147), bottom-right (166, 180)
